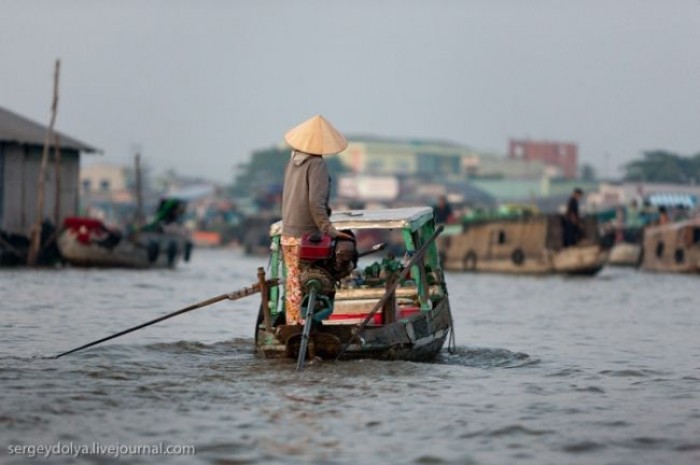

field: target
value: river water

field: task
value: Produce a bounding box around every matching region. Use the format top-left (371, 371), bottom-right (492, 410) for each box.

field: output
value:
top-left (1, 249), bottom-right (698, 464)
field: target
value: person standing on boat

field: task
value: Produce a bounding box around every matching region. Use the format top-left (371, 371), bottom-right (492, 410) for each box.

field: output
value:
top-left (563, 188), bottom-right (584, 247)
top-left (433, 195), bottom-right (455, 225)
top-left (280, 115), bottom-right (353, 325)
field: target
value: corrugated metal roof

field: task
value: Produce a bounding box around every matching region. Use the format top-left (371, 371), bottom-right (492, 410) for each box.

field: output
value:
top-left (0, 106), bottom-right (99, 153)
top-left (269, 207), bottom-right (434, 236)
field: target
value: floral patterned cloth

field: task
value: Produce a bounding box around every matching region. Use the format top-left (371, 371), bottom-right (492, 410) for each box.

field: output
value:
top-left (281, 235), bottom-right (302, 325)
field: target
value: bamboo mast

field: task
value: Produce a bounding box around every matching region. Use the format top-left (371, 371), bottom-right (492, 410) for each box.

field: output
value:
top-left (28, 59), bottom-right (60, 266)
top-left (53, 134), bottom-right (62, 226)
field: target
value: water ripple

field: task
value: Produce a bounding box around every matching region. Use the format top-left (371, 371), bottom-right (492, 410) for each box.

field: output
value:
top-left (436, 346), bottom-right (540, 368)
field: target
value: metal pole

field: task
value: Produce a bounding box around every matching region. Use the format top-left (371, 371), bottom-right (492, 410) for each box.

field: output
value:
top-left (296, 287), bottom-right (317, 371)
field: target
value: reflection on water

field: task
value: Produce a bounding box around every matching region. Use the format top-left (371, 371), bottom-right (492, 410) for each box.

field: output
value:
top-left (1, 250), bottom-right (699, 464)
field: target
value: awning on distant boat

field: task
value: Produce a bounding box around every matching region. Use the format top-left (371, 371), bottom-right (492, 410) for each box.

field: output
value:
top-left (646, 193), bottom-right (697, 208)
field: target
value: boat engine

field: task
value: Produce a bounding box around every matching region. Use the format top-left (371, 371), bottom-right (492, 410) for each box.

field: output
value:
top-left (293, 231), bottom-right (385, 370)
top-left (298, 231), bottom-right (358, 322)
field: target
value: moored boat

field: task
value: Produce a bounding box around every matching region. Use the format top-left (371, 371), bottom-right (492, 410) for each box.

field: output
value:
top-left (608, 241), bottom-right (643, 267)
top-left (440, 214), bottom-right (609, 275)
top-left (57, 199), bottom-right (192, 269)
top-left (639, 218), bottom-right (700, 274)
top-left (254, 207), bottom-right (454, 362)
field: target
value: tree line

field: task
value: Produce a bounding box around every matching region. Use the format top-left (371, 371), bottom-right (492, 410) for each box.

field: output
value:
top-left (230, 146), bottom-right (347, 208)
top-left (623, 150), bottom-right (700, 184)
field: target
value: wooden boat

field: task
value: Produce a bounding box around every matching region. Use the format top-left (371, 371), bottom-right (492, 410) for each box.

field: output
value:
top-left (57, 199), bottom-right (192, 269)
top-left (639, 218), bottom-right (700, 273)
top-left (238, 213), bottom-right (281, 256)
top-left (440, 214), bottom-right (609, 275)
top-left (254, 207), bottom-right (454, 362)
top-left (609, 243), bottom-right (642, 267)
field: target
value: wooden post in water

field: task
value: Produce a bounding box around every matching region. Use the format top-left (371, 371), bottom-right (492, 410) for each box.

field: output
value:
top-left (258, 267), bottom-right (273, 333)
top-left (28, 59), bottom-right (61, 266)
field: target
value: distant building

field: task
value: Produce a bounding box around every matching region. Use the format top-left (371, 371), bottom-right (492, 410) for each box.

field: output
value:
top-left (337, 175), bottom-right (400, 202)
top-left (339, 136), bottom-right (467, 180)
top-left (338, 135), bottom-right (551, 181)
top-left (509, 139), bottom-right (578, 179)
top-left (0, 106), bottom-right (98, 235)
top-left (81, 163), bottom-right (133, 203)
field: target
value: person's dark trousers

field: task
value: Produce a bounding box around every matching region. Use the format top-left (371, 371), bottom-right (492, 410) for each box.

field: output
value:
top-left (562, 219), bottom-right (578, 247)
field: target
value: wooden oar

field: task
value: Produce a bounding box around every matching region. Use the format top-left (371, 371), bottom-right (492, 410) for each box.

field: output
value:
top-left (54, 278), bottom-right (279, 359)
top-left (335, 225), bottom-right (444, 360)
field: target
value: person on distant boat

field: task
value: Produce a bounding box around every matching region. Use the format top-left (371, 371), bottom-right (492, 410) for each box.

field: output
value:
top-left (433, 195), bottom-right (455, 225)
top-left (563, 188), bottom-right (584, 247)
top-left (280, 115), bottom-right (354, 325)
top-left (657, 206), bottom-right (671, 225)
top-left (626, 199), bottom-right (643, 228)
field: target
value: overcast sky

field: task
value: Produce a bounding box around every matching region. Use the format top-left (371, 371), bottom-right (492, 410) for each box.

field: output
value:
top-left (1, 0), bottom-right (698, 182)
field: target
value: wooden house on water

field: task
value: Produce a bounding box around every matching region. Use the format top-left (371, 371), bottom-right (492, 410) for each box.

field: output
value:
top-left (0, 106), bottom-right (98, 265)
top-left (639, 218), bottom-right (700, 274)
top-left (440, 214), bottom-right (610, 275)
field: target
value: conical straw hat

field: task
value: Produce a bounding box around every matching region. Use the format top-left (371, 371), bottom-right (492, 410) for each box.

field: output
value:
top-left (284, 115), bottom-right (348, 156)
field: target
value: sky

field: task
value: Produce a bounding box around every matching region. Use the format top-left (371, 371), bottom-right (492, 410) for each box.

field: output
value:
top-left (1, 0), bottom-right (698, 183)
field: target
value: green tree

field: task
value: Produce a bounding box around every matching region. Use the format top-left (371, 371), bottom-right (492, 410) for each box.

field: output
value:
top-left (580, 163), bottom-right (597, 181)
top-left (230, 146), bottom-right (347, 202)
top-left (623, 150), bottom-right (700, 184)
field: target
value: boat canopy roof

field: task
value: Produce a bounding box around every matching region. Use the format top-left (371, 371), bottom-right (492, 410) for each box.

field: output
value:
top-left (269, 207), bottom-right (434, 237)
top-left (646, 193), bottom-right (697, 208)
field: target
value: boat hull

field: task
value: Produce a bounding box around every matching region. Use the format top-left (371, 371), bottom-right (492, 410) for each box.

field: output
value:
top-left (639, 219), bottom-right (700, 274)
top-left (608, 243), bottom-right (642, 267)
top-left (552, 245), bottom-right (609, 275)
top-left (441, 215), bottom-right (608, 276)
top-left (443, 244), bottom-right (608, 276)
top-left (57, 229), bottom-right (188, 269)
top-left (255, 297), bottom-right (452, 362)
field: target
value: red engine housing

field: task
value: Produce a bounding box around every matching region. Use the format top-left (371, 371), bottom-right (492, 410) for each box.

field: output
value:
top-left (299, 232), bottom-right (334, 260)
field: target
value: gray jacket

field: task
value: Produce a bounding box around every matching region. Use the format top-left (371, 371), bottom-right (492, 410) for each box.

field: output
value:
top-left (281, 152), bottom-right (338, 238)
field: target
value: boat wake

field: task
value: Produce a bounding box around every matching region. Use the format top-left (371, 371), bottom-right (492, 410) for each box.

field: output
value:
top-left (436, 346), bottom-right (540, 369)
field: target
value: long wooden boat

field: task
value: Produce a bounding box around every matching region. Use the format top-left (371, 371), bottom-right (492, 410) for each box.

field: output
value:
top-left (639, 218), bottom-right (700, 273)
top-left (57, 217), bottom-right (192, 269)
top-left (440, 214), bottom-right (609, 275)
top-left (254, 207), bottom-right (454, 362)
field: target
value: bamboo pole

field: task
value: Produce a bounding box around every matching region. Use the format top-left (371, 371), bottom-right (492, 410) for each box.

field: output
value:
top-left (257, 267), bottom-right (273, 333)
top-left (53, 134), bottom-right (62, 226)
top-left (54, 278), bottom-right (281, 359)
top-left (28, 59), bottom-right (60, 266)
top-left (36, 133), bottom-right (63, 255)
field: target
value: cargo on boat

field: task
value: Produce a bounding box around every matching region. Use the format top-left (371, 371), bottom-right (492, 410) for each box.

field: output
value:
top-left (254, 207), bottom-right (454, 362)
top-left (440, 214), bottom-right (609, 275)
